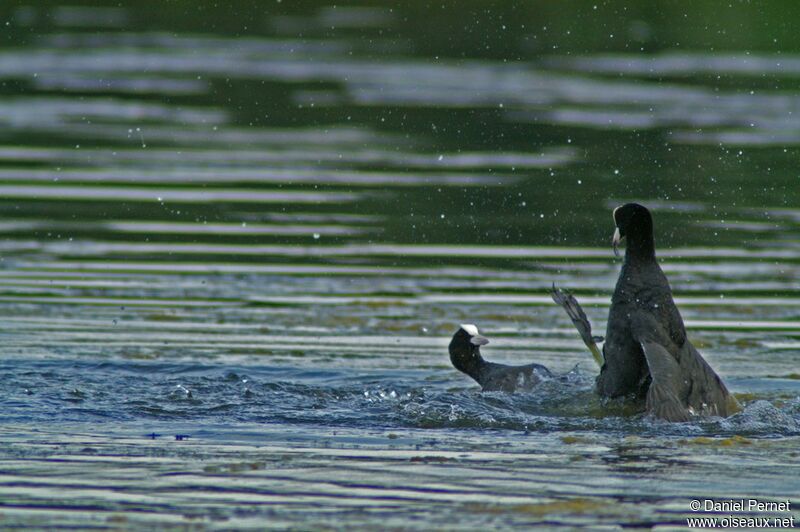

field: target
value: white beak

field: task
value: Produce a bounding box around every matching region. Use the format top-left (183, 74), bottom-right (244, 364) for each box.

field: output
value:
top-left (612, 227), bottom-right (623, 257)
top-left (470, 335), bottom-right (489, 346)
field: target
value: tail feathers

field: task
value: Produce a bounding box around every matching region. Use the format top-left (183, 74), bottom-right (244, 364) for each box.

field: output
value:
top-left (647, 382), bottom-right (691, 422)
top-left (551, 284), bottom-right (603, 367)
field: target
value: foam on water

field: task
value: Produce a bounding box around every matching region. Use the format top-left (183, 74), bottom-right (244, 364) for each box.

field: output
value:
top-left (2, 359), bottom-right (796, 435)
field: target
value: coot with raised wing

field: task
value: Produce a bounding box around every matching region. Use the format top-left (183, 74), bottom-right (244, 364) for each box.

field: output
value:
top-left (553, 203), bottom-right (739, 421)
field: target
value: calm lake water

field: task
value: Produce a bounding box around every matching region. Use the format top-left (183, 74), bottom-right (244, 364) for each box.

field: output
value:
top-left (0, 2), bottom-right (799, 529)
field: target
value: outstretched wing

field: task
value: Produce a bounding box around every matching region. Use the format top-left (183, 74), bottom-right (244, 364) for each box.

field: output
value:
top-left (551, 285), bottom-right (603, 367)
top-left (682, 341), bottom-right (740, 417)
top-left (639, 336), bottom-right (739, 420)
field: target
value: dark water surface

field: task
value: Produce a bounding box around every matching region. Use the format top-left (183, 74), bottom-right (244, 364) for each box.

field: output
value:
top-left (0, 2), bottom-right (799, 529)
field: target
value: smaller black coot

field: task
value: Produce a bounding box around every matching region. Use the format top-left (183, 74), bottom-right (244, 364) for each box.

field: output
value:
top-left (449, 324), bottom-right (552, 392)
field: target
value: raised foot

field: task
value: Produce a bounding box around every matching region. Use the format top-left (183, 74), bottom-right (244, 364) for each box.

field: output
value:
top-left (551, 284), bottom-right (604, 368)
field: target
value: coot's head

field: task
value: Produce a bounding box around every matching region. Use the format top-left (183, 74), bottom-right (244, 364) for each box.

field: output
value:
top-left (449, 324), bottom-right (489, 375)
top-left (612, 203), bottom-right (655, 258)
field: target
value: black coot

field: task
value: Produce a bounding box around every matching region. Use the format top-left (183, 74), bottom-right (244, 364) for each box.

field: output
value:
top-left (553, 203), bottom-right (739, 421)
top-left (449, 324), bottom-right (552, 392)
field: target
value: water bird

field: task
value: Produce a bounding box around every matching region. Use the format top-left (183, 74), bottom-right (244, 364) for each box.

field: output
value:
top-left (553, 203), bottom-right (739, 421)
top-left (449, 324), bottom-right (552, 392)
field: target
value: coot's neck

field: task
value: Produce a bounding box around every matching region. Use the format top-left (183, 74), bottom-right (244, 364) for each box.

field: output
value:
top-left (453, 349), bottom-right (486, 381)
top-left (624, 231), bottom-right (656, 264)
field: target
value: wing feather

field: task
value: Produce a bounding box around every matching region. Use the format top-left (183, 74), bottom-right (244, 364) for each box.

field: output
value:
top-left (640, 340), bottom-right (691, 422)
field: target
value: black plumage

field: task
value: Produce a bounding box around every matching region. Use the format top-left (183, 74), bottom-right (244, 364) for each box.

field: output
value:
top-left (554, 203), bottom-right (739, 421)
top-left (449, 324), bottom-right (552, 392)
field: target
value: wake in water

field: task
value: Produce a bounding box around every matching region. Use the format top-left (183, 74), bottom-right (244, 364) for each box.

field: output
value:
top-left (1, 360), bottom-right (797, 438)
